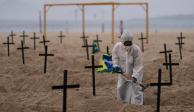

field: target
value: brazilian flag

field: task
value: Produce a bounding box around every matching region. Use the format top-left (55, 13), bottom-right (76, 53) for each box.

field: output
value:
top-left (96, 54), bottom-right (113, 72)
top-left (92, 40), bottom-right (100, 54)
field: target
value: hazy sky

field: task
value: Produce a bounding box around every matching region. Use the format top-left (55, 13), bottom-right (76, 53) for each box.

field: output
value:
top-left (0, 0), bottom-right (193, 20)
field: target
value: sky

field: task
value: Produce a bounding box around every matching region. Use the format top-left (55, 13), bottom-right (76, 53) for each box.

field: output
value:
top-left (0, 0), bottom-right (194, 21)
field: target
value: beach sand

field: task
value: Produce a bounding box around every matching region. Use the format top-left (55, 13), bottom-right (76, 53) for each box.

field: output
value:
top-left (0, 29), bottom-right (194, 112)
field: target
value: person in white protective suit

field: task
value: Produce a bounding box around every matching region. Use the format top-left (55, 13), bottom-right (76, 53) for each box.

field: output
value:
top-left (112, 31), bottom-right (144, 105)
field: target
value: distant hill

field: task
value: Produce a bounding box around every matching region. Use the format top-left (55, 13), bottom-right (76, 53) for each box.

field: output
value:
top-left (152, 14), bottom-right (194, 20)
top-left (125, 14), bottom-right (194, 29)
top-left (0, 13), bottom-right (193, 32)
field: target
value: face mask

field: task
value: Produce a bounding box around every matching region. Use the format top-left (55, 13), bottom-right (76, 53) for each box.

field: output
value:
top-left (124, 46), bottom-right (132, 51)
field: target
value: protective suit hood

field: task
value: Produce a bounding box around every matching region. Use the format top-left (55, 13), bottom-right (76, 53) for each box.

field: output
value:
top-left (120, 31), bottom-right (133, 44)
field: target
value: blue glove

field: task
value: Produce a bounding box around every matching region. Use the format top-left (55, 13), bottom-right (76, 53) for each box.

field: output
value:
top-left (113, 66), bottom-right (122, 73)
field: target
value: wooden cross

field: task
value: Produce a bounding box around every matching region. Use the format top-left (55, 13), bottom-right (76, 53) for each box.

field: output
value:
top-left (150, 54), bottom-right (179, 86)
top-left (40, 35), bottom-right (50, 48)
top-left (144, 54), bottom-right (179, 112)
top-left (148, 69), bottom-right (163, 112)
top-left (3, 36), bottom-right (15, 56)
top-left (20, 31), bottom-right (29, 45)
top-left (138, 32), bottom-right (147, 52)
top-left (149, 55), bottom-right (179, 112)
top-left (52, 70), bottom-right (80, 112)
top-left (30, 32), bottom-right (40, 50)
top-left (58, 31), bottom-right (66, 44)
top-left (80, 32), bottom-right (88, 46)
top-left (95, 34), bottom-right (102, 50)
top-left (163, 53), bottom-right (179, 85)
top-left (82, 38), bottom-right (93, 60)
top-left (175, 35), bottom-right (185, 60)
top-left (96, 34), bottom-right (102, 43)
top-left (176, 32), bottom-right (186, 49)
top-left (17, 40), bottom-right (29, 64)
top-left (9, 30), bottom-right (16, 43)
top-left (159, 43), bottom-right (172, 70)
top-left (85, 55), bottom-right (103, 96)
top-left (39, 45), bottom-right (54, 73)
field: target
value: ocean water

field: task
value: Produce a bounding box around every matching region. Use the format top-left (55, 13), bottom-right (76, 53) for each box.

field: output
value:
top-left (0, 18), bottom-right (193, 33)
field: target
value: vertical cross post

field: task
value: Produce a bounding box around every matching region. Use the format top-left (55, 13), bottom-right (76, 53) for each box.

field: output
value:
top-left (52, 70), bottom-right (80, 112)
top-left (40, 35), bottom-right (50, 48)
top-left (96, 34), bottom-right (102, 43)
top-left (149, 69), bottom-right (162, 112)
top-left (17, 40), bottom-right (29, 64)
top-left (20, 31), bottom-right (29, 45)
top-left (163, 54), bottom-right (179, 85)
top-left (58, 31), bottom-right (65, 44)
top-left (159, 43), bottom-right (172, 70)
top-left (157, 69), bottom-right (162, 112)
top-left (175, 37), bottom-right (184, 60)
top-left (39, 45), bottom-right (54, 73)
top-left (106, 46), bottom-right (110, 55)
top-left (95, 34), bottom-right (102, 50)
top-left (177, 32), bottom-right (186, 49)
top-left (9, 30), bottom-right (16, 43)
top-left (3, 36), bottom-right (15, 56)
top-left (82, 38), bottom-right (93, 60)
top-left (80, 32), bottom-right (88, 46)
top-left (30, 32), bottom-right (40, 50)
top-left (138, 32), bottom-right (147, 52)
top-left (85, 55), bottom-right (103, 96)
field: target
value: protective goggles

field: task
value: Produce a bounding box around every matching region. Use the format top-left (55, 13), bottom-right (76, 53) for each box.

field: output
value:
top-left (123, 41), bottom-right (132, 46)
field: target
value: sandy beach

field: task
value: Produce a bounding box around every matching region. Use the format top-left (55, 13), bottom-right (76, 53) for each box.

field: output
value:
top-left (0, 29), bottom-right (194, 112)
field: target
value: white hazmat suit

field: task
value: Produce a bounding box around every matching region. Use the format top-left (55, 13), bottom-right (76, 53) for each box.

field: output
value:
top-left (112, 31), bottom-right (144, 105)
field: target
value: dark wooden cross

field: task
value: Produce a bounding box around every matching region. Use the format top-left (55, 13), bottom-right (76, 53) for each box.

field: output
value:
top-left (40, 35), bottom-right (50, 48)
top-left (138, 32), bottom-right (147, 52)
top-left (149, 55), bottom-right (179, 112)
top-left (95, 34), bottom-right (102, 50)
top-left (159, 43), bottom-right (172, 70)
top-left (96, 34), bottom-right (102, 43)
top-left (30, 32), bottom-right (40, 50)
top-left (58, 31), bottom-right (66, 44)
top-left (17, 40), bottom-right (29, 64)
top-left (58, 31), bottom-right (65, 44)
top-left (175, 35), bottom-right (185, 60)
top-left (148, 69), bottom-right (163, 112)
top-left (39, 45), bottom-right (54, 73)
top-left (9, 30), bottom-right (16, 43)
top-left (52, 70), bottom-right (80, 112)
top-left (150, 54), bottom-right (179, 86)
top-left (163, 53), bottom-right (179, 85)
top-left (144, 54), bottom-right (179, 112)
top-left (20, 31), bottom-right (29, 45)
top-left (176, 32), bottom-right (186, 49)
top-left (85, 55), bottom-right (103, 96)
top-left (82, 38), bottom-right (94, 60)
top-left (106, 46), bottom-right (110, 55)
top-left (3, 36), bottom-right (15, 56)
top-left (80, 32), bottom-right (88, 46)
